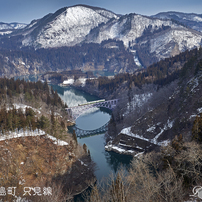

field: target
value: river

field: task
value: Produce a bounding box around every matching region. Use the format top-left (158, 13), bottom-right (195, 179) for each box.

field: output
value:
top-left (50, 84), bottom-right (133, 181)
top-left (15, 74), bottom-right (132, 181)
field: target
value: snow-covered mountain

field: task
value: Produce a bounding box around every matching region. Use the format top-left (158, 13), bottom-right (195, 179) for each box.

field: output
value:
top-left (0, 22), bottom-right (27, 30)
top-left (84, 13), bottom-right (202, 66)
top-left (136, 27), bottom-right (202, 65)
top-left (22, 5), bottom-right (118, 48)
top-left (1, 5), bottom-right (202, 68)
top-left (20, 5), bottom-right (202, 66)
top-left (85, 14), bottom-right (177, 46)
top-left (0, 22), bottom-right (27, 35)
top-left (151, 12), bottom-right (202, 32)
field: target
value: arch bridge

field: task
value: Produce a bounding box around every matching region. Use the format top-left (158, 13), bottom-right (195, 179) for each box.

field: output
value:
top-left (71, 121), bottom-right (110, 138)
top-left (66, 99), bottom-right (118, 121)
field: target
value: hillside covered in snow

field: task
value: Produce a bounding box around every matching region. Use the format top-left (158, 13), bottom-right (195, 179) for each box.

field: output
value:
top-left (0, 4), bottom-right (201, 71)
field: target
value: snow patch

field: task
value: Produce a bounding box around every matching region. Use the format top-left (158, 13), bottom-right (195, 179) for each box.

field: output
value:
top-left (0, 129), bottom-right (46, 142)
top-left (46, 134), bottom-right (68, 146)
top-left (7, 103), bottom-right (41, 114)
top-left (167, 119), bottom-right (174, 129)
top-left (152, 128), bottom-right (165, 144)
top-left (193, 16), bottom-right (202, 22)
top-left (197, 107), bottom-right (202, 114)
top-left (63, 79), bottom-right (74, 85)
top-left (0, 23), bottom-right (26, 30)
top-left (134, 152), bottom-right (144, 157)
top-left (146, 126), bottom-right (156, 132)
top-left (0, 31), bottom-right (13, 35)
top-left (78, 159), bottom-right (87, 166)
top-left (78, 78), bottom-right (87, 87)
top-left (105, 144), bottom-right (131, 153)
top-left (158, 140), bottom-right (170, 147)
top-left (120, 127), bottom-right (150, 142)
top-left (120, 119), bottom-right (173, 146)
top-left (189, 115), bottom-right (197, 119)
top-left (133, 55), bottom-right (142, 66)
top-left (187, 77), bottom-right (199, 93)
top-left (0, 129), bottom-right (68, 146)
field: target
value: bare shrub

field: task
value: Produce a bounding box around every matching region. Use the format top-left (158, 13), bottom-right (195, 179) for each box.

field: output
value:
top-left (30, 182), bottom-right (71, 202)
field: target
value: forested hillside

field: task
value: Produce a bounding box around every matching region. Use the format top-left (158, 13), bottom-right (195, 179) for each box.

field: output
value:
top-left (83, 47), bottom-right (202, 202)
top-left (0, 78), bottom-right (64, 106)
top-left (0, 39), bottom-right (137, 77)
top-left (86, 64), bottom-right (202, 200)
top-left (103, 46), bottom-right (202, 157)
top-left (0, 77), bottom-right (96, 201)
top-left (83, 47), bottom-right (202, 98)
top-left (88, 126), bottom-right (202, 201)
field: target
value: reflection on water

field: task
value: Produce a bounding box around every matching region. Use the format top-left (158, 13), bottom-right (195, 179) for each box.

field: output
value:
top-left (14, 75), bottom-right (132, 181)
top-left (78, 134), bottom-right (112, 181)
top-left (78, 134), bottom-right (132, 181)
top-left (50, 85), bottom-right (99, 107)
top-left (51, 84), bottom-right (132, 181)
top-left (105, 150), bottom-right (133, 173)
top-left (76, 110), bottom-right (110, 130)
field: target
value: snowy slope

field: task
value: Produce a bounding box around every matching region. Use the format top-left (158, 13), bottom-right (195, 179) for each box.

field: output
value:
top-left (0, 22), bottom-right (27, 30)
top-left (0, 129), bottom-right (68, 146)
top-left (85, 14), bottom-right (177, 47)
top-left (2, 5), bottom-right (202, 67)
top-left (148, 28), bottom-right (202, 60)
top-left (151, 12), bottom-right (202, 32)
top-left (22, 5), bottom-right (118, 48)
top-left (85, 13), bottom-right (202, 63)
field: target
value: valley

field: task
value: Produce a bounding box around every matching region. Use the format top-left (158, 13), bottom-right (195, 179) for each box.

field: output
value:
top-left (0, 5), bottom-right (202, 77)
top-left (0, 3), bottom-right (202, 201)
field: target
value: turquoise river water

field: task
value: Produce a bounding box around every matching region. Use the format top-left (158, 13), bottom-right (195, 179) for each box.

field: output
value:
top-left (51, 84), bottom-right (133, 181)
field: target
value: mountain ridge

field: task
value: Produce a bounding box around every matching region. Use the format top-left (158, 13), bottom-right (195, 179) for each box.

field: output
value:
top-left (19, 5), bottom-right (202, 67)
top-left (0, 5), bottom-right (202, 73)
top-left (21, 5), bottom-right (118, 48)
top-left (151, 11), bottom-right (202, 32)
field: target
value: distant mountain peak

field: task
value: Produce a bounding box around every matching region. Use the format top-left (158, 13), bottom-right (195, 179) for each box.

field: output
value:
top-left (21, 5), bottom-right (118, 48)
top-left (1, 5), bottom-right (202, 69)
top-left (69, 4), bottom-right (114, 11)
top-left (151, 11), bottom-right (202, 32)
top-left (0, 22), bottom-right (27, 31)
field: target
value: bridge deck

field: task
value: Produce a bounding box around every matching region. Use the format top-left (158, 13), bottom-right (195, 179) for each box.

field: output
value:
top-left (66, 99), bottom-right (118, 121)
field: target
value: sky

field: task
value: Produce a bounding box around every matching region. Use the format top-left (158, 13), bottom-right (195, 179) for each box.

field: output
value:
top-left (0, 0), bottom-right (202, 24)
